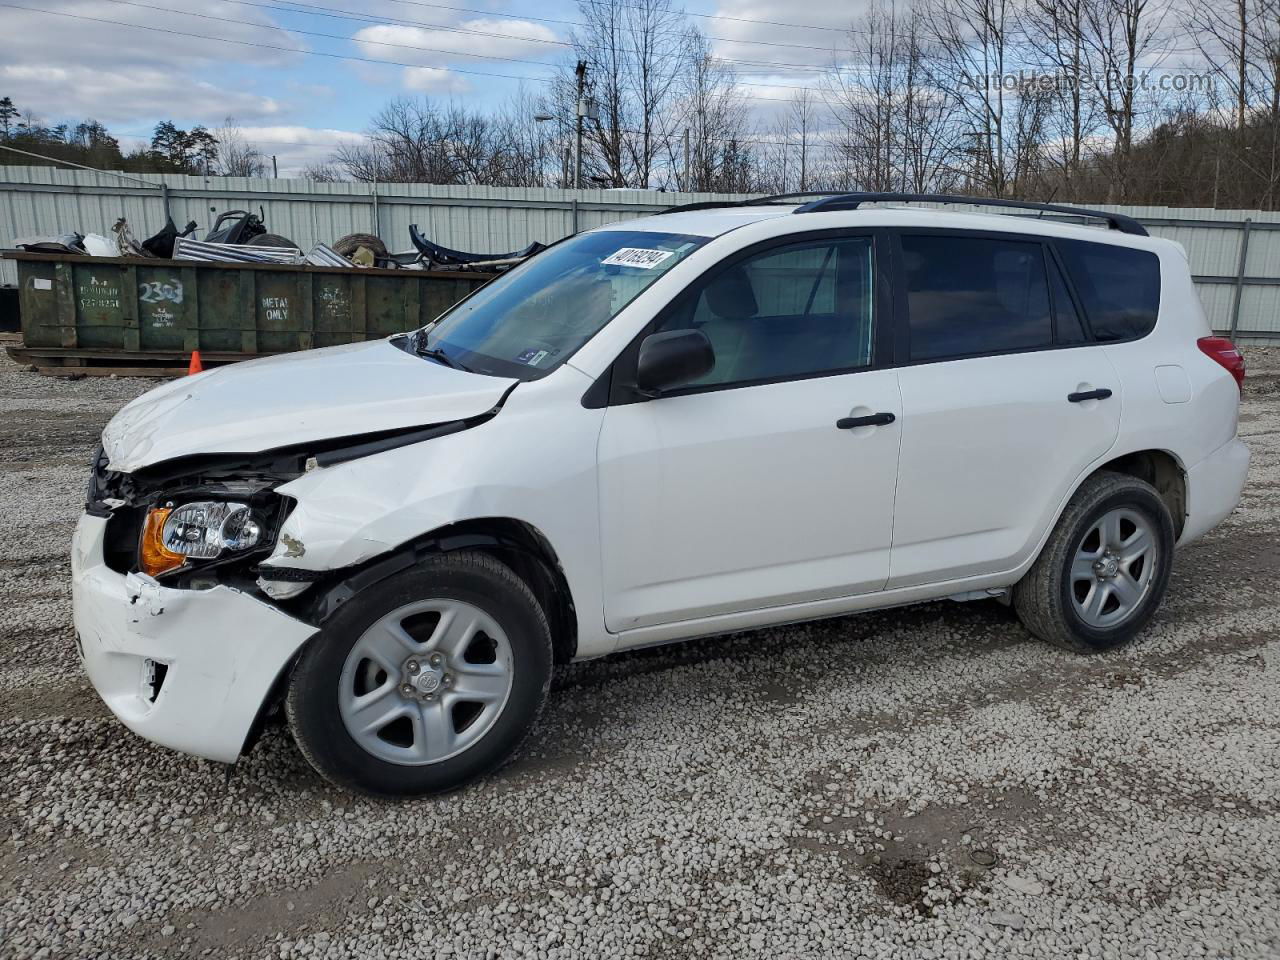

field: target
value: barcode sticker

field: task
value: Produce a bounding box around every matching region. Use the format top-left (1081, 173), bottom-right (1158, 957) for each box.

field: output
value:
top-left (601, 247), bottom-right (675, 270)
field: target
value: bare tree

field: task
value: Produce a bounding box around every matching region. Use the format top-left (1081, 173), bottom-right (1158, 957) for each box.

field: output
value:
top-left (1078, 0), bottom-right (1168, 200)
top-left (828, 2), bottom-right (958, 193)
top-left (302, 162), bottom-right (343, 182)
top-left (1183, 0), bottom-right (1254, 131)
top-left (922, 0), bottom-right (1023, 195)
top-left (624, 0), bottom-right (685, 184)
top-left (216, 118), bottom-right (268, 178)
top-left (1257, 0), bottom-right (1280, 204)
top-left (550, 0), bottom-right (687, 187)
top-left (829, 1), bottom-right (904, 190)
top-left (789, 89), bottom-right (817, 192)
top-left (299, 0), bottom-right (1275, 207)
top-left (666, 29), bottom-right (755, 191)
top-left (1024, 0), bottom-right (1100, 196)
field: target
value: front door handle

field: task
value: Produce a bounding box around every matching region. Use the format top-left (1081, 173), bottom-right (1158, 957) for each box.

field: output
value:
top-left (836, 412), bottom-right (896, 429)
top-left (1068, 388), bottom-right (1113, 403)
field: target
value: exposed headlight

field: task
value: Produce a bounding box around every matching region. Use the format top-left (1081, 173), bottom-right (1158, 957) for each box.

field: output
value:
top-left (139, 501), bottom-right (263, 576)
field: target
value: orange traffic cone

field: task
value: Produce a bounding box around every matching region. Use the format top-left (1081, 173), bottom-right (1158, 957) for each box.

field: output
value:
top-left (187, 350), bottom-right (204, 375)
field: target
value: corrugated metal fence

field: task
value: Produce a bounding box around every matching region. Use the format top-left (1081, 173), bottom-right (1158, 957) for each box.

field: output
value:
top-left (2, 166), bottom-right (1277, 341)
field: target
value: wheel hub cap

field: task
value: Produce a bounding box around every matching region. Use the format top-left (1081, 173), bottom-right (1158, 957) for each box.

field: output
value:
top-left (413, 668), bottom-right (442, 694)
top-left (1069, 506), bottom-right (1158, 629)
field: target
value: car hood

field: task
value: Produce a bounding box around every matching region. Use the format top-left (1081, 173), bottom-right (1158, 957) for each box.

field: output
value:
top-left (102, 339), bottom-right (517, 472)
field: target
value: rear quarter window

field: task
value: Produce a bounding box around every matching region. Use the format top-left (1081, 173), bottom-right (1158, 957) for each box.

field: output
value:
top-left (1056, 239), bottom-right (1161, 342)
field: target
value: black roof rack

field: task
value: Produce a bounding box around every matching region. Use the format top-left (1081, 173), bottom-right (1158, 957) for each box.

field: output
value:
top-left (661, 191), bottom-right (846, 214)
top-left (663, 191), bottom-right (1148, 237)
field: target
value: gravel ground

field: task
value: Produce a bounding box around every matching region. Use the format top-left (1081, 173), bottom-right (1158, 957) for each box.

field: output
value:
top-left (1, 347), bottom-right (1278, 960)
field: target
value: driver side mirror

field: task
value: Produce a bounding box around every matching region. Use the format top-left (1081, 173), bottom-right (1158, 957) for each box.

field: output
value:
top-left (634, 329), bottom-right (715, 397)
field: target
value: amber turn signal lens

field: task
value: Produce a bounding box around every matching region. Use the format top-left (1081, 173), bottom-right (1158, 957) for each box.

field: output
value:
top-left (139, 507), bottom-right (186, 576)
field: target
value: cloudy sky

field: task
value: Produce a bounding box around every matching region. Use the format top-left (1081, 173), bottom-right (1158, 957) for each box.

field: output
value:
top-left (0, 0), bottom-right (855, 174)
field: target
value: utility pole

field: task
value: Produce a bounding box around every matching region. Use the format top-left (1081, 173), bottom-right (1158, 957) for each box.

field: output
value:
top-left (574, 60), bottom-right (587, 189)
top-left (682, 128), bottom-right (690, 191)
top-left (271, 154), bottom-right (278, 178)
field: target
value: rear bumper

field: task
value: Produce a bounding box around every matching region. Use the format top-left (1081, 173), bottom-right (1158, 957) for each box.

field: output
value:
top-left (71, 514), bottom-right (317, 763)
top-left (1180, 436), bottom-right (1250, 546)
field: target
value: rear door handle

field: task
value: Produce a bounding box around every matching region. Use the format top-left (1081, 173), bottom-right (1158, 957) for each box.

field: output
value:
top-left (1068, 388), bottom-right (1113, 403)
top-left (836, 412), bottom-right (896, 429)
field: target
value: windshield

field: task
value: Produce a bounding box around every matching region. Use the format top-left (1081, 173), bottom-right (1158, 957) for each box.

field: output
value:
top-left (418, 230), bottom-right (708, 379)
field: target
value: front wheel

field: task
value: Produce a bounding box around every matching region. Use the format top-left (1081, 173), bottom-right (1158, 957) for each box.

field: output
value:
top-left (1014, 471), bottom-right (1175, 653)
top-left (286, 552), bottom-right (553, 796)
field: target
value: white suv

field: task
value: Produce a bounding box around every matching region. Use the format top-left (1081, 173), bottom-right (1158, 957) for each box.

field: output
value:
top-left (73, 194), bottom-right (1250, 795)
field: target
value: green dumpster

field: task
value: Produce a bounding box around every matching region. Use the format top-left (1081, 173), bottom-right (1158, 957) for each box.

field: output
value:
top-left (3, 252), bottom-right (493, 375)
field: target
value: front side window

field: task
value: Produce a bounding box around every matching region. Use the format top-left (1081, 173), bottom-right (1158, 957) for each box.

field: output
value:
top-left (1056, 239), bottom-right (1161, 342)
top-left (654, 236), bottom-right (875, 388)
top-left (421, 230), bottom-right (706, 379)
top-left (902, 234), bottom-right (1053, 362)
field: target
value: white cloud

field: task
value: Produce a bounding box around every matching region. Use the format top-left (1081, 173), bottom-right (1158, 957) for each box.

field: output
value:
top-left (708, 0), bottom-right (863, 68)
top-left (0, 64), bottom-right (282, 125)
top-left (351, 19), bottom-right (560, 66)
top-left (232, 125), bottom-right (368, 176)
top-left (2, 0), bottom-right (304, 73)
top-left (0, 0), bottom-right (304, 125)
top-left (351, 16), bottom-right (560, 93)
top-left (403, 67), bottom-right (472, 95)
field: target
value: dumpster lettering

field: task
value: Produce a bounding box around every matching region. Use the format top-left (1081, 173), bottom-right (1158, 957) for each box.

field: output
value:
top-left (139, 280), bottom-right (184, 305)
top-left (151, 308), bottom-right (175, 328)
top-left (261, 296), bottom-right (289, 322)
top-left (78, 275), bottom-right (121, 311)
top-left (318, 285), bottom-right (350, 321)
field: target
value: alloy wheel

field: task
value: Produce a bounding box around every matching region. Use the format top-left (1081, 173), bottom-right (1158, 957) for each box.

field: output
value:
top-left (1069, 507), bottom-right (1158, 629)
top-left (338, 599), bottom-right (514, 765)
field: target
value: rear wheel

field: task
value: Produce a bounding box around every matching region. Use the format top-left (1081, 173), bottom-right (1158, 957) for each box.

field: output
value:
top-left (1013, 471), bottom-right (1174, 653)
top-left (287, 552), bottom-right (552, 796)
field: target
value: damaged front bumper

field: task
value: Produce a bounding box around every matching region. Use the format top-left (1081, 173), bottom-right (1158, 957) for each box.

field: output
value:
top-left (72, 513), bottom-right (318, 763)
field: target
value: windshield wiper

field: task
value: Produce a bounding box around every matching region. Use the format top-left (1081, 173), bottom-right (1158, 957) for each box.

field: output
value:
top-left (413, 332), bottom-right (471, 372)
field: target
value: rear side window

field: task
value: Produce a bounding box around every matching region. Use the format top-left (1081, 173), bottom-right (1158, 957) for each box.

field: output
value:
top-left (1056, 239), bottom-right (1161, 342)
top-left (1048, 255), bottom-right (1088, 344)
top-left (901, 234), bottom-right (1053, 362)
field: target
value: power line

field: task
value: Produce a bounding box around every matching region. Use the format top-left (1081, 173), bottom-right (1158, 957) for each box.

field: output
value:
top-left (93, 0), bottom-right (574, 69)
top-left (116, 125), bottom-right (833, 150)
top-left (201, 0), bottom-right (844, 75)
top-left (378, 0), bottom-right (853, 36)
top-left (0, 2), bottom-right (828, 101)
top-left (353, 0), bottom-right (1213, 58)
top-left (357, 0), bottom-right (854, 54)
top-left (95, 0), bottom-right (843, 80)
top-left (0, 3), bottom-right (559, 84)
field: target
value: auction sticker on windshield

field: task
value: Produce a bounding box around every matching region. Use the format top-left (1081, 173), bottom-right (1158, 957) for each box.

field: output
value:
top-left (601, 248), bottom-right (676, 269)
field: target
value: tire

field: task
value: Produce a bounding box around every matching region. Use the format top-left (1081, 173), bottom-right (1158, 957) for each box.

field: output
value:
top-left (248, 232), bottom-right (297, 249)
top-left (286, 551), bottom-right (552, 796)
top-left (1013, 471), bottom-right (1175, 654)
top-left (332, 233), bottom-right (389, 260)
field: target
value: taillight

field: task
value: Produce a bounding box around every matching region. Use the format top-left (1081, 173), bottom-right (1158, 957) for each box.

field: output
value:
top-left (1198, 336), bottom-right (1245, 392)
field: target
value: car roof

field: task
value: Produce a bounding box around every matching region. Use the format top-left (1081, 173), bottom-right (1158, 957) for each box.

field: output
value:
top-left (598, 203), bottom-right (1158, 248)
top-left (603, 207), bottom-right (794, 238)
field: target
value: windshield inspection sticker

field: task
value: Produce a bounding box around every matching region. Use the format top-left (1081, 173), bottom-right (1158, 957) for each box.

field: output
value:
top-left (516, 348), bottom-right (550, 366)
top-left (602, 247), bottom-right (675, 269)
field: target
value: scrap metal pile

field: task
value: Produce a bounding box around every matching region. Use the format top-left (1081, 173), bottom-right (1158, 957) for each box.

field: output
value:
top-left (13, 209), bottom-right (544, 272)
